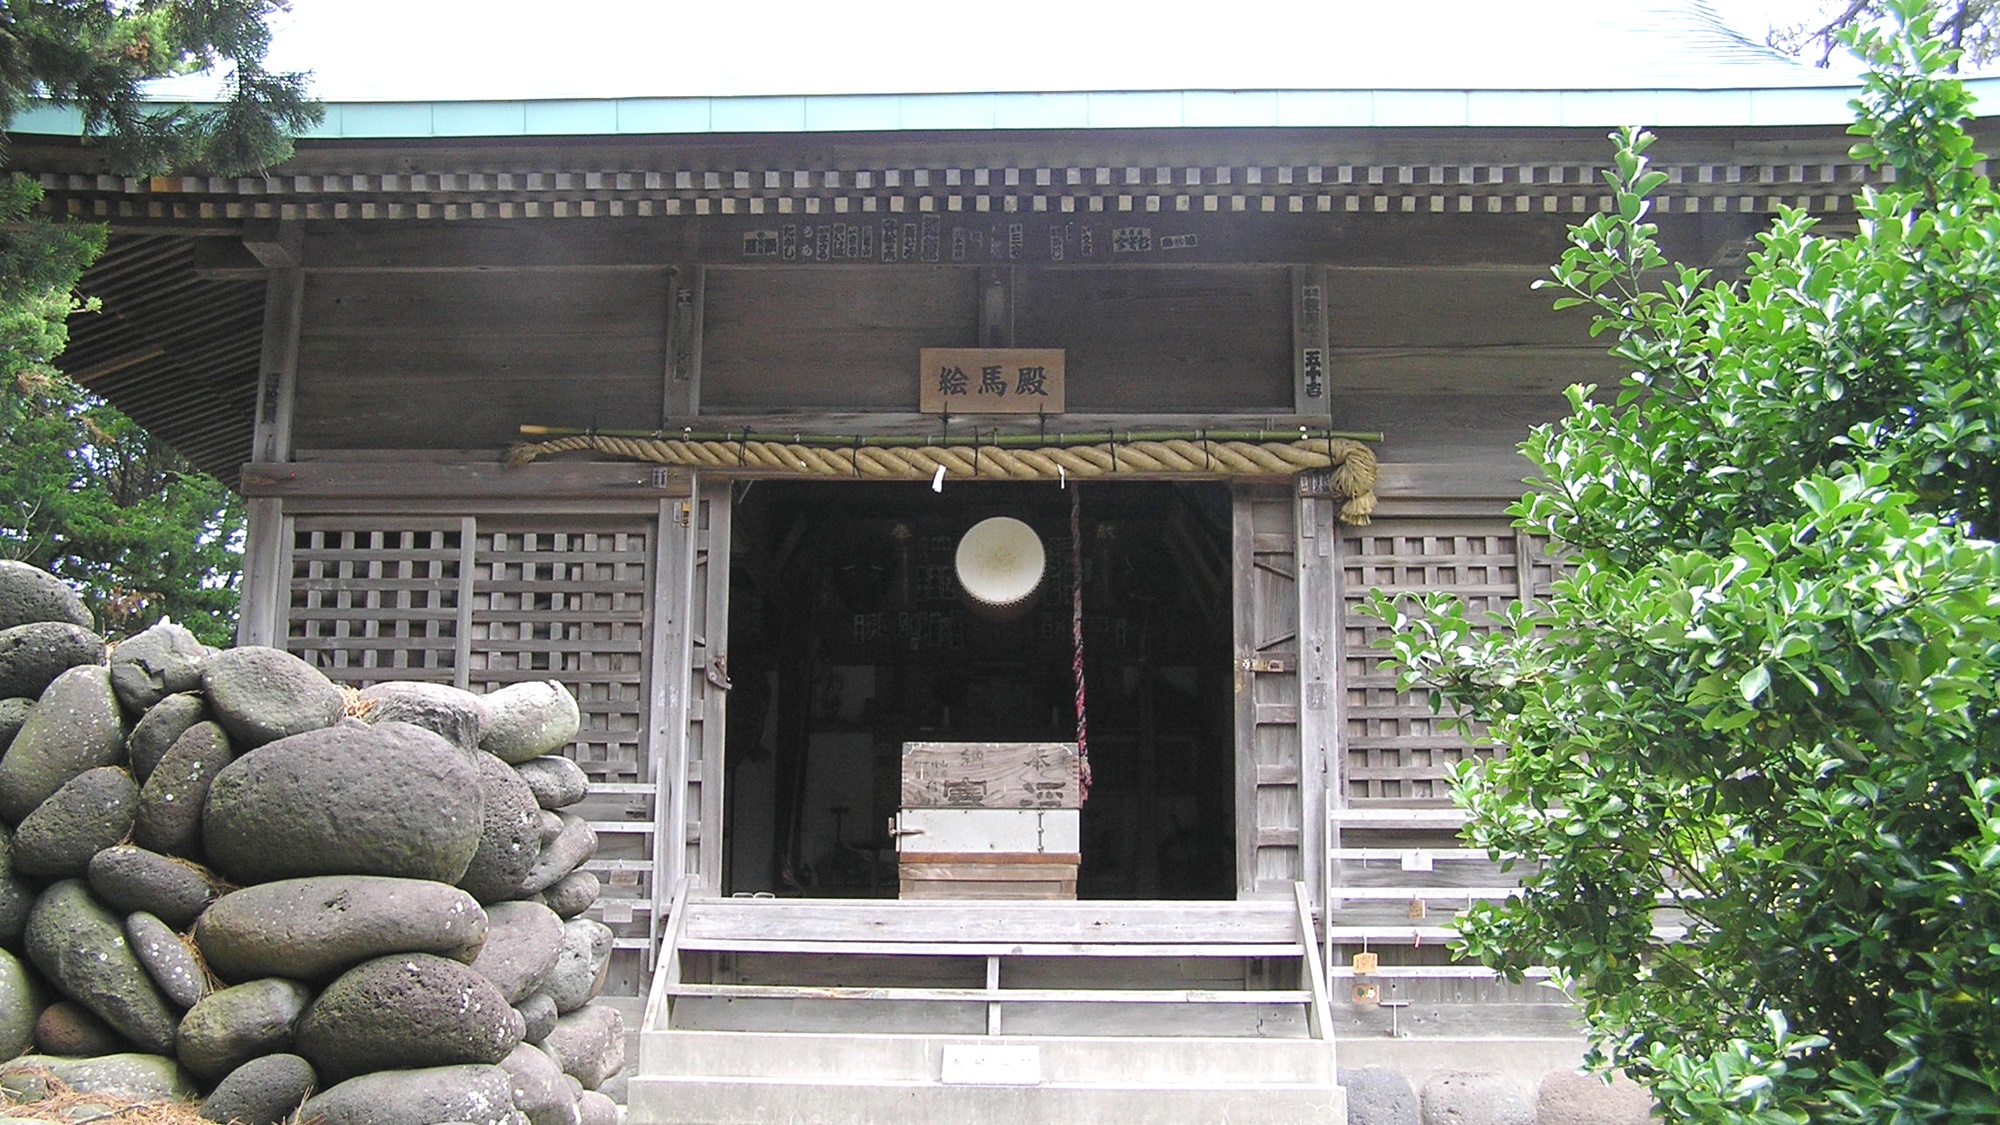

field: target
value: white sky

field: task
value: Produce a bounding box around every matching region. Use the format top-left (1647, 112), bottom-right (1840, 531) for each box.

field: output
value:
top-left (153, 0), bottom-right (1858, 103)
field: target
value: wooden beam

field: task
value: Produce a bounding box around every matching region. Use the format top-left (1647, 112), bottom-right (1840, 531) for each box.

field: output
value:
top-left (239, 459), bottom-right (692, 500)
top-left (190, 237), bottom-right (268, 280)
top-left (243, 220), bottom-right (303, 270)
top-left (302, 219), bottom-right (688, 273)
top-left (250, 219), bottom-right (304, 463)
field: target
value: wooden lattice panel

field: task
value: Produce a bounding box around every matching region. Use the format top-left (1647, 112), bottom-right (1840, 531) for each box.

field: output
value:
top-left (467, 526), bottom-right (651, 785)
top-left (1338, 520), bottom-right (1553, 804)
top-left (288, 520), bottom-right (465, 685)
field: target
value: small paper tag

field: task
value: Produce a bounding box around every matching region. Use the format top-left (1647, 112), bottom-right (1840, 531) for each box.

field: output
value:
top-left (941, 1045), bottom-right (1041, 1086)
top-left (1352, 951), bottom-right (1380, 975)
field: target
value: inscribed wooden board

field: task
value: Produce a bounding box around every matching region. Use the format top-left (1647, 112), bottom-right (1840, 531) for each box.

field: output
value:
top-left (919, 348), bottom-right (1065, 413)
top-left (901, 742), bottom-right (1080, 809)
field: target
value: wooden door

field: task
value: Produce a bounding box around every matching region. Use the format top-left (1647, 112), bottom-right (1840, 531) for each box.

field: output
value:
top-left (661, 477), bottom-right (733, 893)
top-left (1231, 483), bottom-right (1321, 899)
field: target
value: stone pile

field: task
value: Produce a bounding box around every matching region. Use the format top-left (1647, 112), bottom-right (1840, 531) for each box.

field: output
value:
top-left (0, 560), bottom-right (624, 1125)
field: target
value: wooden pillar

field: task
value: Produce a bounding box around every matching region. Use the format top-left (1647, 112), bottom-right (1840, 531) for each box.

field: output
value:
top-left (665, 255), bottom-right (704, 422)
top-left (1292, 265), bottom-right (1329, 415)
top-left (236, 220), bottom-right (303, 647)
top-left (1295, 490), bottom-right (1337, 914)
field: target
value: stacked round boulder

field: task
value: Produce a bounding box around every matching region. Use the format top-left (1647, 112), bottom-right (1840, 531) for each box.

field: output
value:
top-left (0, 560), bottom-right (623, 1125)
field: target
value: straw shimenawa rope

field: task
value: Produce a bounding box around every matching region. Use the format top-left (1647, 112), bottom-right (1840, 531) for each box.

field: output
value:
top-left (508, 434), bottom-right (1379, 524)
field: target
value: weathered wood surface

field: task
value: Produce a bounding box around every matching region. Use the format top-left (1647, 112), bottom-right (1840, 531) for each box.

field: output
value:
top-left (701, 266), bottom-right (977, 411)
top-left (1234, 483), bottom-right (1306, 895)
top-left (901, 742), bottom-right (1080, 809)
top-left (1016, 267), bottom-right (1292, 411)
top-left (678, 898), bottom-right (1299, 945)
top-left (242, 459), bottom-right (691, 499)
top-left (291, 270), bottom-right (668, 452)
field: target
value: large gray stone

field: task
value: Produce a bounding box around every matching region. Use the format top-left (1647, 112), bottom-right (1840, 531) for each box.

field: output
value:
top-left (0, 622), bottom-right (105, 702)
top-left (0, 665), bottom-right (126, 824)
top-left (515, 991), bottom-right (557, 1045)
top-left (480, 681), bottom-right (580, 765)
top-left (1536, 1069), bottom-right (1655, 1125)
top-left (199, 646), bottom-right (345, 750)
top-left (132, 720), bottom-right (233, 858)
top-left (1420, 1071), bottom-right (1536, 1125)
top-left (200, 1053), bottom-right (318, 1125)
top-left (0, 562), bottom-right (91, 632)
top-left (300, 1064), bottom-right (517, 1125)
top-left (35, 998), bottom-right (126, 1056)
top-left (534, 870), bottom-right (599, 920)
top-left (125, 692), bottom-right (208, 783)
top-left (0, 697), bottom-right (29, 759)
top-left (520, 813), bottom-right (597, 896)
top-left (515, 756), bottom-right (588, 811)
top-left (126, 911), bottom-right (207, 1009)
top-left (23, 880), bottom-right (178, 1053)
top-left (576, 1089), bottom-right (617, 1125)
top-left (471, 901), bottom-right (566, 1005)
top-left (107, 621), bottom-right (211, 714)
top-left (539, 1002), bottom-right (624, 1091)
top-left (358, 680), bottom-right (490, 750)
top-left (0, 872), bottom-right (32, 949)
top-left (195, 875), bottom-right (489, 984)
top-left (0, 947), bottom-right (37, 1058)
top-left (1340, 1066), bottom-right (1419, 1125)
top-left (176, 977), bottom-right (315, 1082)
top-left (499, 1040), bottom-right (580, 1125)
top-left (546, 919), bottom-right (612, 1015)
top-left (87, 845), bottom-right (217, 930)
top-left (203, 719), bottom-right (485, 885)
top-left (295, 953), bottom-right (522, 1083)
top-left (460, 752), bottom-right (544, 904)
top-left (0, 1053), bottom-right (196, 1102)
top-left (11, 765), bottom-right (138, 879)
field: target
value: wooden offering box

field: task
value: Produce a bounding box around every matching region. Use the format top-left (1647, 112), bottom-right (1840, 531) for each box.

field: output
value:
top-left (898, 742), bottom-right (1081, 900)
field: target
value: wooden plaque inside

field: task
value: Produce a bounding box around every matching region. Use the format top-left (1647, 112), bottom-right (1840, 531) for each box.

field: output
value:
top-left (901, 741), bottom-right (1080, 809)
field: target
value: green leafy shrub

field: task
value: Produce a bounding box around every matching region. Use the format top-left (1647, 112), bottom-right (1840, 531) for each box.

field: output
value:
top-left (1374, 4), bottom-right (2000, 1121)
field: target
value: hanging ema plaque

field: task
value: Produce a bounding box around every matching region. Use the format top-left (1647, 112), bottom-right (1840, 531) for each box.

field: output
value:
top-left (920, 348), bottom-right (1065, 414)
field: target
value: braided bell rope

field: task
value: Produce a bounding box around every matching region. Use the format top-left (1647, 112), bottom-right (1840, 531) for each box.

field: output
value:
top-left (509, 434), bottom-right (1377, 523)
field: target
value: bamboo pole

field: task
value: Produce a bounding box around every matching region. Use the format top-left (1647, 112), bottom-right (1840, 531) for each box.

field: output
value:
top-left (518, 424), bottom-right (1385, 447)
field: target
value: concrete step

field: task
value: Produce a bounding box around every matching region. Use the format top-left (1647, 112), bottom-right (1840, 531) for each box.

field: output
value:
top-left (627, 1073), bottom-right (1347, 1125)
top-left (640, 1028), bottom-right (1335, 1085)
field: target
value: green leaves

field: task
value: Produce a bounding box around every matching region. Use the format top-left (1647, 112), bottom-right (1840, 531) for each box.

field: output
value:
top-left (1373, 6), bottom-right (2000, 1122)
top-left (0, 0), bottom-right (324, 176)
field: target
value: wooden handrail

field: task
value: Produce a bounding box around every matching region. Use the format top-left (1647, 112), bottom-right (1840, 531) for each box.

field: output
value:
top-left (1293, 881), bottom-right (1334, 1044)
top-left (643, 874), bottom-right (698, 1033)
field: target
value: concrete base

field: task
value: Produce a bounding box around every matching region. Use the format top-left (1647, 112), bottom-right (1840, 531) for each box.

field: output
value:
top-left (631, 1030), bottom-right (1344, 1124)
top-left (630, 1074), bottom-right (1346, 1125)
top-left (1336, 1037), bottom-right (1589, 1093)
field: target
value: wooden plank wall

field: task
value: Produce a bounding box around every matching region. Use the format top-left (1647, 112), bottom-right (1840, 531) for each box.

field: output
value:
top-left (290, 269), bottom-right (670, 451)
top-left (700, 267), bottom-right (978, 411)
top-left (1013, 268), bottom-right (1293, 411)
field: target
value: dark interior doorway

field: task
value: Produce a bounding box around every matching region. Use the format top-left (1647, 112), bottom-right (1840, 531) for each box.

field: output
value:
top-left (721, 479), bottom-right (1235, 899)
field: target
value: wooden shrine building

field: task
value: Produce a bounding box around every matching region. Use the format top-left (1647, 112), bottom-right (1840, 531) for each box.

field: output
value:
top-left (14, 6), bottom-right (1997, 1120)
